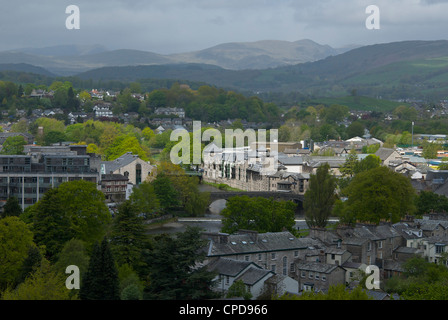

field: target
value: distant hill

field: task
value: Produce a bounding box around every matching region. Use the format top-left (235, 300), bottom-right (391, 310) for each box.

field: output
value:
top-left (75, 40), bottom-right (448, 100)
top-left (14, 44), bottom-right (109, 57)
top-left (0, 63), bottom-right (55, 77)
top-left (167, 39), bottom-right (343, 70)
top-left (0, 40), bottom-right (348, 75)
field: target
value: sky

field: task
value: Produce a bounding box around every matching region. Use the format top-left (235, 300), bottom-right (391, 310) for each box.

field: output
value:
top-left (2, 0), bottom-right (448, 54)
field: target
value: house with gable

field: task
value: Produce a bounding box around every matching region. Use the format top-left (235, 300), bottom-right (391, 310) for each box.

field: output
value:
top-left (100, 152), bottom-right (154, 186)
top-left (375, 147), bottom-right (402, 166)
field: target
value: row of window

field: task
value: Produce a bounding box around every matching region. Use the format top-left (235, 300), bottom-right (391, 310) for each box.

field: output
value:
top-left (300, 271), bottom-right (327, 282)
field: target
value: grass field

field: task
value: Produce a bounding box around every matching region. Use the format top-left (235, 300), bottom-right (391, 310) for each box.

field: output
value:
top-left (307, 95), bottom-right (408, 112)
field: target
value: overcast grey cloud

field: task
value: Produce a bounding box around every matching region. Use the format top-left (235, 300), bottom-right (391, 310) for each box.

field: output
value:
top-left (1, 0), bottom-right (448, 53)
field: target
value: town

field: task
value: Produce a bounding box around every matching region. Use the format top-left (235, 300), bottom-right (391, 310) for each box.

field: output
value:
top-left (0, 78), bottom-right (447, 301)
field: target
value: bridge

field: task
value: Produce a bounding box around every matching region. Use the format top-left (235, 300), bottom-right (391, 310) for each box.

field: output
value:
top-left (207, 191), bottom-right (304, 212)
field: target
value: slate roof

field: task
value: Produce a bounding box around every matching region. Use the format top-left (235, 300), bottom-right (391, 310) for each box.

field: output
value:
top-left (295, 261), bottom-right (340, 274)
top-left (235, 267), bottom-right (274, 286)
top-left (206, 231), bottom-right (314, 257)
top-left (101, 152), bottom-right (147, 173)
top-left (206, 258), bottom-right (254, 277)
top-left (375, 147), bottom-right (396, 161)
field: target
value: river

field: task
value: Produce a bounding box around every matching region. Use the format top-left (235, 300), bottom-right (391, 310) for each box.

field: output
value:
top-left (146, 183), bottom-right (338, 235)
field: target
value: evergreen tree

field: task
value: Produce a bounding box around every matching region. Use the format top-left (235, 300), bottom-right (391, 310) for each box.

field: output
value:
top-left (80, 238), bottom-right (120, 300)
top-left (143, 227), bottom-right (218, 300)
top-left (109, 200), bottom-right (149, 272)
top-left (1, 196), bottom-right (22, 218)
top-left (17, 246), bottom-right (42, 284)
top-left (304, 163), bottom-right (336, 228)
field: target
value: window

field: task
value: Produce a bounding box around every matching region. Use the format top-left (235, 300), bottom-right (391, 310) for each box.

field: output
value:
top-left (225, 276), bottom-right (229, 285)
top-left (309, 272), bottom-right (314, 279)
top-left (271, 265), bottom-right (276, 273)
top-left (378, 241), bottom-right (383, 249)
top-left (294, 250), bottom-right (299, 257)
top-left (315, 273), bottom-right (320, 280)
top-left (367, 242), bottom-right (372, 251)
top-left (271, 253), bottom-right (276, 260)
top-left (322, 276), bottom-right (326, 282)
top-left (282, 256), bottom-right (287, 276)
top-left (290, 263), bottom-right (295, 273)
top-left (436, 245), bottom-right (445, 254)
top-left (301, 271), bottom-right (306, 278)
top-left (244, 255), bottom-right (250, 262)
top-left (258, 253), bottom-right (262, 261)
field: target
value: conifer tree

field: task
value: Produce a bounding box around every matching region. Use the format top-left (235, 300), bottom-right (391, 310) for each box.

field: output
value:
top-left (304, 163), bottom-right (336, 228)
top-left (80, 238), bottom-right (120, 300)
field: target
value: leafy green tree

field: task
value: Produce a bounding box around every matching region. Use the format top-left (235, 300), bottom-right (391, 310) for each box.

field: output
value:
top-left (0, 217), bottom-right (35, 289)
top-left (422, 142), bottom-right (440, 159)
top-left (30, 188), bottom-right (74, 260)
top-left (17, 246), bottom-right (42, 284)
top-left (1, 196), bottom-right (22, 218)
top-left (221, 196), bottom-right (296, 234)
top-left (1, 258), bottom-right (73, 300)
top-left (129, 181), bottom-right (161, 217)
top-left (80, 238), bottom-right (120, 300)
top-left (0, 136), bottom-right (26, 155)
top-left (30, 180), bottom-right (111, 259)
top-left (346, 121), bottom-right (365, 138)
top-left (54, 239), bottom-right (90, 281)
top-left (143, 227), bottom-right (218, 300)
top-left (354, 154), bottom-right (381, 174)
top-left (43, 131), bottom-right (67, 145)
top-left (337, 166), bottom-right (416, 225)
top-left (109, 200), bottom-right (149, 272)
top-left (118, 264), bottom-right (144, 300)
top-left (415, 191), bottom-right (448, 215)
top-left (151, 173), bottom-right (179, 211)
top-left (304, 163), bottom-right (337, 228)
top-left (278, 284), bottom-right (371, 300)
top-left (104, 135), bottom-right (149, 161)
top-left (226, 279), bottom-right (252, 300)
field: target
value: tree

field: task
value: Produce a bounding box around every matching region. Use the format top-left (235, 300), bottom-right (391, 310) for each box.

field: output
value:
top-left (278, 284), bottom-right (371, 300)
top-left (346, 121), bottom-right (365, 138)
top-left (0, 217), bottom-right (35, 289)
top-left (54, 239), bottom-right (90, 281)
top-left (226, 279), bottom-right (252, 300)
top-left (221, 196), bottom-right (296, 234)
top-left (129, 181), bottom-right (160, 217)
top-left (415, 191), bottom-right (448, 215)
top-left (354, 154), bottom-right (381, 174)
top-left (118, 264), bottom-right (144, 300)
top-left (30, 180), bottom-right (111, 259)
top-left (339, 149), bottom-right (358, 178)
top-left (338, 166), bottom-right (416, 225)
top-left (1, 258), bottom-right (73, 300)
top-left (0, 136), bottom-right (26, 155)
top-left (422, 142), bottom-right (440, 159)
top-left (80, 238), bottom-right (120, 300)
top-left (143, 227), bottom-right (218, 300)
top-left (43, 131), bottom-right (67, 145)
top-left (1, 196), bottom-right (22, 218)
top-left (17, 245), bottom-right (42, 284)
top-left (150, 174), bottom-right (179, 211)
top-left (109, 200), bottom-right (149, 272)
top-left (304, 163), bottom-right (336, 228)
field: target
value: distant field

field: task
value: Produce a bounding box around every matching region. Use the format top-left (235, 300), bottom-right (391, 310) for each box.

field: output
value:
top-left (307, 95), bottom-right (408, 112)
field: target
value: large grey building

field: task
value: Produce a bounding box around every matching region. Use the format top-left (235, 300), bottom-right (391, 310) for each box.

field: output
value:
top-left (0, 144), bottom-right (99, 209)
